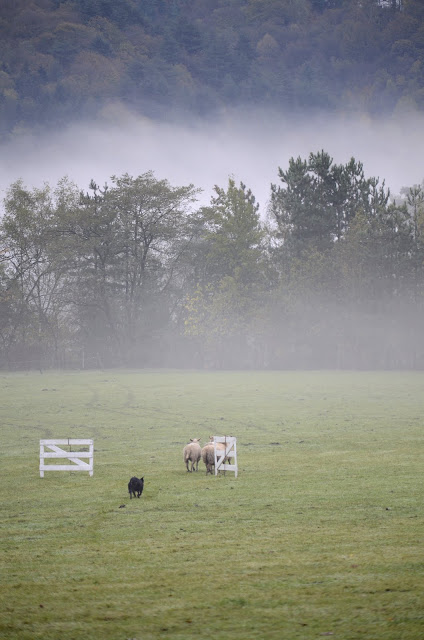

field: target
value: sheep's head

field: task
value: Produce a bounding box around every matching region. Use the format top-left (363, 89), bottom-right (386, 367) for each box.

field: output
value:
top-left (190, 438), bottom-right (201, 443)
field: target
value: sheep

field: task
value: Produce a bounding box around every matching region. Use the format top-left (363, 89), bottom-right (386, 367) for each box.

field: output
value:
top-left (202, 437), bottom-right (234, 475)
top-left (128, 476), bottom-right (144, 498)
top-left (201, 443), bottom-right (216, 475)
top-left (209, 435), bottom-right (232, 465)
top-left (183, 438), bottom-right (201, 472)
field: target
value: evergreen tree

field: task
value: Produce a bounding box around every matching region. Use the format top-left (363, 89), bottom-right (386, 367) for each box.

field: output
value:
top-left (184, 178), bottom-right (267, 368)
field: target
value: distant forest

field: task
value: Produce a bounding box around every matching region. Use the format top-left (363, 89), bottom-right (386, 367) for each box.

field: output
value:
top-left (1, 152), bottom-right (424, 371)
top-left (1, 0), bottom-right (424, 371)
top-left (1, 0), bottom-right (424, 137)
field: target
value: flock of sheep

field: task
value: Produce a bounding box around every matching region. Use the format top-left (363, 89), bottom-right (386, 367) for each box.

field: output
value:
top-left (127, 437), bottom-right (233, 499)
top-left (128, 437), bottom-right (231, 499)
top-left (183, 437), bottom-right (231, 475)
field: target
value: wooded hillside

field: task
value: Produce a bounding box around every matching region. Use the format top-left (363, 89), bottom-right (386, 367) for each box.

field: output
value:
top-left (1, 0), bottom-right (424, 137)
top-left (1, 1), bottom-right (424, 371)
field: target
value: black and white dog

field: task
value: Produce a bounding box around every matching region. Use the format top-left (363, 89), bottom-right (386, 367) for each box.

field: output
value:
top-left (128, 476), bottom-right (144, 499)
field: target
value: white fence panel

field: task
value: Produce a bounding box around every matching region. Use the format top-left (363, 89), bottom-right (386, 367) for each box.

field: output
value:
top-left (40, 439), bottom-right (93, 477)
top-left (213, 436), bottom-right (238, 477)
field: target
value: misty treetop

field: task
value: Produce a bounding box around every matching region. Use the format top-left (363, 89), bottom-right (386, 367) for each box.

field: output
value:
top-left (1, 155), bottom-right (423, 371)
top-left (270, 151), bottom-right (391, 252)
top-left (1, 0), bottom-right (424, 137)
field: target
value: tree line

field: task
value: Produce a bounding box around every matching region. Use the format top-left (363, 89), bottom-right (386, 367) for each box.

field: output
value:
top-left (1, 151), bottom-right (423, 371)
top-left (1, 0), bottom-right (424, 138)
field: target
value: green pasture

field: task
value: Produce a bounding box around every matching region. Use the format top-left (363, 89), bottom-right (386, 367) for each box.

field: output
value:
top-left (0, 370), bottom-right (423, 640)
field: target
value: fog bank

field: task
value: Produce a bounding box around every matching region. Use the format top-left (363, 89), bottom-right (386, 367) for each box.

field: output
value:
top-left (1, 105), bottom-right (423, 216)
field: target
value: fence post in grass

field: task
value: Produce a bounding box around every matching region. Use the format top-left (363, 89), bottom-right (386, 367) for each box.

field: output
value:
top-left (39, 439), bottom-right (93, 477)
top-left (213, 435), bottom-right (238, 477)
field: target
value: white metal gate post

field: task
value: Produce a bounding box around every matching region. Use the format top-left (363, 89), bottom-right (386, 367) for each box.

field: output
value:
top-left (40, 439), bottom-right (93, 477)
top-left (213, 435), bottom-right (238, 477)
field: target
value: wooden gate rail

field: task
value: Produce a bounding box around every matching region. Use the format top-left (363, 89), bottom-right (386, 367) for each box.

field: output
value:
top-left (40, 439), bottom-right (93, 477)
top-left (213, 435), bottom-right (238, 477)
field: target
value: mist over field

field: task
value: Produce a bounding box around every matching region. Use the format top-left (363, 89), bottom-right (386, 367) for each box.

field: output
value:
top-left (1, 105), bottom-right (423, 215)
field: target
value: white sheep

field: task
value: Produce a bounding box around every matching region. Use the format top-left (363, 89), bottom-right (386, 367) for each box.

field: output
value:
top-left (209, 435), bottom-right (232, 465)
top-left (183, 438), bottom-right (201, 472)
top-left (201, 438), bottom-right (231, 475)
top-left (201, 443), bottom-right (215, 475)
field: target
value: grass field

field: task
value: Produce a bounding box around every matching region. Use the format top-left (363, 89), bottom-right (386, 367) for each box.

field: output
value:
top-left (0, 369), bottom-right (423, 640)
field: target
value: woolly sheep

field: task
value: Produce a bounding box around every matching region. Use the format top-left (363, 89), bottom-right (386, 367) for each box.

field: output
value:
top-left (209, 435), bottom-right (232, 465)
top-left (183, 438), bottom-right (201, 472)
top-left (201, 443), bottom-right (215, 475)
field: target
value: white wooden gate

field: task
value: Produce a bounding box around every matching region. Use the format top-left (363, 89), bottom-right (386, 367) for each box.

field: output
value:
top-left (213, 435), bottom-right (238, 477)
top-left (39, 439), bottom-right (93, 477)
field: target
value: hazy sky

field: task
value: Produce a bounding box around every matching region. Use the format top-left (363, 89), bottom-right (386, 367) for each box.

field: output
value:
top-left (1, 104), bottom-right (422, 217)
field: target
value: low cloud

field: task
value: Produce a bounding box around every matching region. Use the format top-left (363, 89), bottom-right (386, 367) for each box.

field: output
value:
top-left (1, 104), bottom-right (423, 216)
